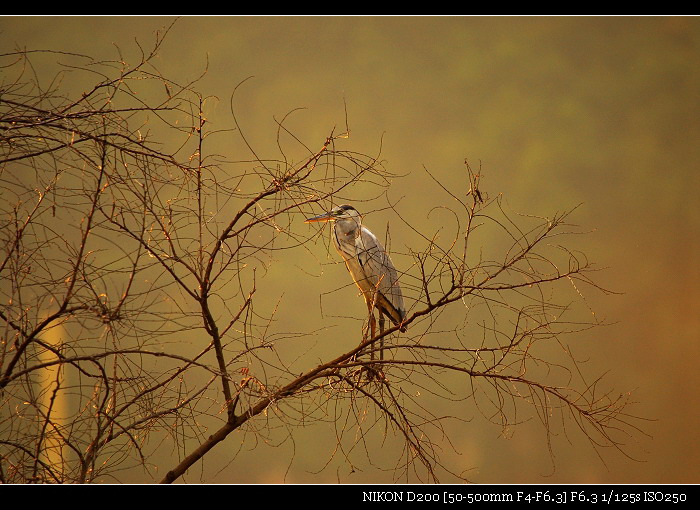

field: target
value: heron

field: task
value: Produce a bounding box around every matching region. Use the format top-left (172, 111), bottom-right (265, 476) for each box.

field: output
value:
top-left (305, 205), bottom-right (406, 360)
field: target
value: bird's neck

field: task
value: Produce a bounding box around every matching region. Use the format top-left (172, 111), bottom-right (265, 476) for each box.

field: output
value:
top-left (334, 218), bottom-right (361, 238)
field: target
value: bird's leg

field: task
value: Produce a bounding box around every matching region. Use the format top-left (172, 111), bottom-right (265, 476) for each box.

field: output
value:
top-left (362, 299), bottom-right (371, 342)
top-left (361, 299), bottom-right (376, 360)
top-left (378, 314), bottom-right (385, 361)
top-left (369, 311), bottom-right (376, 361)
top-left (366, 308), bottom-right (381, 381)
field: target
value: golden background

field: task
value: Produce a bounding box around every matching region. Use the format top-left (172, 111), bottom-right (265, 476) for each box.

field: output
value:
top-left (1, 16), bottom-right (698, 483)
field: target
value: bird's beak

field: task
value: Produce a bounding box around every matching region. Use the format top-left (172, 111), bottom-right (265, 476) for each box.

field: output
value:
top-left (304, 211), bottom-right (334, 223)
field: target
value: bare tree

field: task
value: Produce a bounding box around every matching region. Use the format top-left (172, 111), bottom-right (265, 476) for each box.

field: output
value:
top-left (0, 32), bottom-right (643, 484)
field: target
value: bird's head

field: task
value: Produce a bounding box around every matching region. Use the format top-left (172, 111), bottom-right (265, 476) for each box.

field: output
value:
top-left (305, 204), bottom-right (361, 224)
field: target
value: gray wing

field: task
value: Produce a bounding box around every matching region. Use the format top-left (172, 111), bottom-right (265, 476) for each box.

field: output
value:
top-left (356, 226), bottom-right (406, 322)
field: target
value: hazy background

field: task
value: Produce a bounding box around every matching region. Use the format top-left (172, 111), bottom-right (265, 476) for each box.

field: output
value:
top-left (1, 16), bottom-right (698, 484)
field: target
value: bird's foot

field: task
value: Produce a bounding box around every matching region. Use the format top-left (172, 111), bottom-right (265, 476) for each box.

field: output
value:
top-left (363, 363), bottom-right (386, 382)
